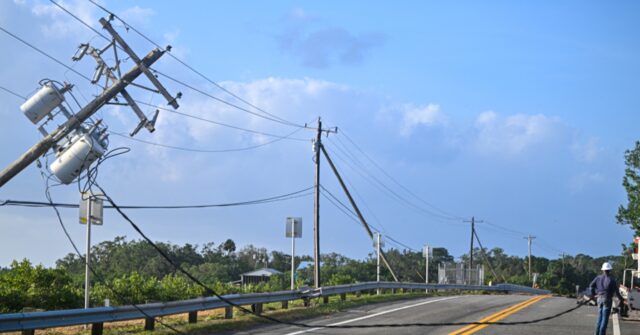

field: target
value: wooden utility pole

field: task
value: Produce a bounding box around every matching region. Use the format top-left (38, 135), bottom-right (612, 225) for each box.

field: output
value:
top-left (525, 235), bottom-right (536, 280)
top-left (469, 217), bottom-right (475, 284)
top-left (463, 216), bottom-right (483, 285)
top-left (313, 118), bottom-right (322, 288)
top-left (0, 17), bottom-right (178, 188)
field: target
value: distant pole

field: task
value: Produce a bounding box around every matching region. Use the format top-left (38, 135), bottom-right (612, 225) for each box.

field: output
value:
top-left (525, 235), bottom-right (536, 281)
top-left (469, 217), bottom-right (474, 285)
top-left (560, 253), bottom-right (565, 279)
top-left (313, 117), bottom-right (322, 289)
top-left (291, 219), bottom-right (296, 290)
top-left (84, 195), bottom-right (93, 309)
top-left (424, 244), bottom-right (430, 293)
top-left (376, 232), bottom-right (381, 295)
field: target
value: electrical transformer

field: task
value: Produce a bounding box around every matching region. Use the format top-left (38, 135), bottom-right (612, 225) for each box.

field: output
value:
top-left (50, 132), bottom-right (108, 184)
top-left (19, 83), bottom-right (65, 124)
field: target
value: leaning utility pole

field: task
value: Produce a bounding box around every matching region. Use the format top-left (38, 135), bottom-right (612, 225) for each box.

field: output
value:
top-left (469, 217), bottom-right (474, 285)
top-left (463, 217), bottom-right (482, 284)
top-left (320, 144), bottom-right (400, 282)
top-left (525, 235), bottom-right (536, 281)
top-left (0, 16), bottom-right (179, 188)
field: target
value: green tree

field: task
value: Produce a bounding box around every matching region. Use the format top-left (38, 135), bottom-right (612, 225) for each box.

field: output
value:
top-left (0, 259), bottom-right (81, 312)
top-left (617, 141), bottom-right (640, 236)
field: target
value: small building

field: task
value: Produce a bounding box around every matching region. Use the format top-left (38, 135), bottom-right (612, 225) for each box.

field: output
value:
top-left (240, 268), bottom-right (282, 286)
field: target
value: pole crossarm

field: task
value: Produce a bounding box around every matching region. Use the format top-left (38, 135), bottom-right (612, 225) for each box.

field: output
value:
top-left (319, 144), bottom-right (400, 282)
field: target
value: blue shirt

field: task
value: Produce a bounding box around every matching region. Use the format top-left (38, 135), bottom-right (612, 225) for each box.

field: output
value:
top-left (589, 273), bottom-right (623, 307)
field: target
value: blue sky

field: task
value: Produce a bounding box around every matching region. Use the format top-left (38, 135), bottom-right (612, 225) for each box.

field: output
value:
top-left (0, 0), bottom-right (638, 267)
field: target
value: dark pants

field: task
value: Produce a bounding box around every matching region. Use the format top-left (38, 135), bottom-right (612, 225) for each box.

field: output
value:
top-left (595, 302), bottom-right (611, 335)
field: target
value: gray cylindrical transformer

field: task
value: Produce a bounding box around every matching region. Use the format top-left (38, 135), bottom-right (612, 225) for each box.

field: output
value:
top-left (50, 133), bottom-right (107, 184)
top-left (20, 83), bottom-right (64, 124)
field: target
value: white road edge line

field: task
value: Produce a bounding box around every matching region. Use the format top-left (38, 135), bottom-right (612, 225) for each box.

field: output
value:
top-left (612, 312), bottom-right (620, 335)
top-left (283, 295), bottom-right (460, 335)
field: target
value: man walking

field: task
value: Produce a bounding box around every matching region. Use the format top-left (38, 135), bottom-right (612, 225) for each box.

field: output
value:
top-left (590, 262), bottom-right (625, 335)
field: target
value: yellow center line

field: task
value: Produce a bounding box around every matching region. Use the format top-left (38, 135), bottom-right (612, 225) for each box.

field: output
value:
top-left (448, 295), bottom-right (541, 335)
top-left (448, 295), bottom-right (550, 335)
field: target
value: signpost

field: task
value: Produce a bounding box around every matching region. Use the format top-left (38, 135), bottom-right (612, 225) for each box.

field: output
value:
top-left (635, 237), bottom-right (640, 278)
top-left (423, 244), bottom-right (432, 292)
top-left (374, 233), bottom-right (385, 295)
top-left (80, 192), bottom-right (103, 309)
top-left (286, 217), bottom-right (302, 290)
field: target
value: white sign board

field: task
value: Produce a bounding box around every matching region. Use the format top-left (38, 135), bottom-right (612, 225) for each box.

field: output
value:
top-left (286, 217), bottom-right (302, 238)
top-left (79, 192), bottom-right (104, 225)
top-left (423, 245), bottom-right (433, 258)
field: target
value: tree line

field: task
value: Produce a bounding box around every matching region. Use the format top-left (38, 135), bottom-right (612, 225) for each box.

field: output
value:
top-left (0, 235), bottom-right (635, 313)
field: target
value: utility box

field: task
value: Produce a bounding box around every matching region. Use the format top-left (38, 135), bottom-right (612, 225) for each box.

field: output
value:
top-left (50, 133), bottom-right (107, 184)
top-left (20, 83), bottom-right (65, 124)
top-left (79, 192), bottom-right (103, 225)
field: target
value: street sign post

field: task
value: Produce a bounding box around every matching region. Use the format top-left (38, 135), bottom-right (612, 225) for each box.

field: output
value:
top-left (79, 192), bottom-right (104, 310)
top-left (286, 217), bottom-right (302, 290)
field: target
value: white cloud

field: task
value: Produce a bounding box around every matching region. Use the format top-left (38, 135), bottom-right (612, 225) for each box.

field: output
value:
top-left (571, 136), bottom-right (602, 162)
top-left (119, 5), bottom-right (154, 27)
top-left (473, 111), bottom-right (562, 156)
top-left (400, 103), bottom-right (446, 136)
top-left (30, 0), bottom-right (98, 38)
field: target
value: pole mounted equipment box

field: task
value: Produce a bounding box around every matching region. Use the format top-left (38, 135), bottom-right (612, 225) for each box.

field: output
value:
top-left (50, 132), bottom-right (107, 184)
top-left (286, 217), bottom-right (302, 238)
top-left (20, 82), bottom-right (66, 124)
top-left (79, 192), bottom-right (104, 225)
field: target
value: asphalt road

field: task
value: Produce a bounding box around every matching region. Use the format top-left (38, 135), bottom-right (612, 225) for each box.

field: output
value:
top-left (228, 294), bottom-right (636, 335)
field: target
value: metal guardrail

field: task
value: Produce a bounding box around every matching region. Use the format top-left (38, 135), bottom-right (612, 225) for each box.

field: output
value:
top-left (0, 282), bottom-right (549, 332)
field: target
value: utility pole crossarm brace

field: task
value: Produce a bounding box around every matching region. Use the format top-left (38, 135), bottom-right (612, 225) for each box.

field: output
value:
top-left (99, 17), bottom-right (180, 109)
top-left (320, 144), bottom-right (400, 282)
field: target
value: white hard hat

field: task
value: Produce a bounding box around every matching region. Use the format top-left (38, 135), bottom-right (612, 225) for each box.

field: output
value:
top-left (601, 262), bottom-right (613, 271)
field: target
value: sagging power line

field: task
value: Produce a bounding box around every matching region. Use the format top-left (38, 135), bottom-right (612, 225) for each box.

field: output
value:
top-left (0, 186), bottom-right (313, 209)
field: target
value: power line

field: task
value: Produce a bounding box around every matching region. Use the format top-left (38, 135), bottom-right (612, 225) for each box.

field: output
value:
top-left (473, 228), bottom-right (505, 282)
top-left (0, 86), bottom-right (27, 100)
top-left (84, 0), bottom-right (304, 129)
top-left (133, 99), bottom-right (309, 141)
top-left (325, 142), bottom-right (465, 227)
top-left (321, 145), bottom-right (391, 232)
top-left (152, 69), bottom-right (303, 128)
top-left (340, 130), bottom-right (464, 220)
top-left (40, 170), bottom-right (187, 334)
top-left (49, 0), bottom-right (304, 129)
top-left (0, 25), bottom-right (94, 83)
top-left (0, 186), bottom-right (313, 210)
top-left (321, 185), bottom-right (418, 253)
top-left (109, 127), bottom-right (304, 153)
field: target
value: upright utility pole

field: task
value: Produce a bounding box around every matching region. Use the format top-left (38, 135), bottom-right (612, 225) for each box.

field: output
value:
top-left (376, 232), bottom-right (381, 295)
top-left (291, 220), bottom-right (296, 290)
top-left (525, 235), bottom-right (536, 280)
top-left (559, 252), bottom-right (565, 279)
top-left (469, 217), bottom-right (475, 285)
top-left (0, 16), bottom-right (179, 188)
top-left (463, 216), bottom-right (482, 285)
top-left (313, 118), bottom-right (322, 288)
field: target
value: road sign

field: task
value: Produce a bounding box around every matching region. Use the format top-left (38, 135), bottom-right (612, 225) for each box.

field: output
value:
top-left (286, 217), bottom-right (302, 238)
top-left (423, 245), bottom-right (433, 258)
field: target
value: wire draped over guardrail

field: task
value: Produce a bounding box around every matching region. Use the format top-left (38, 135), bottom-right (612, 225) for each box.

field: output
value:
top-left (0, 282), bottom-right (549, 332)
